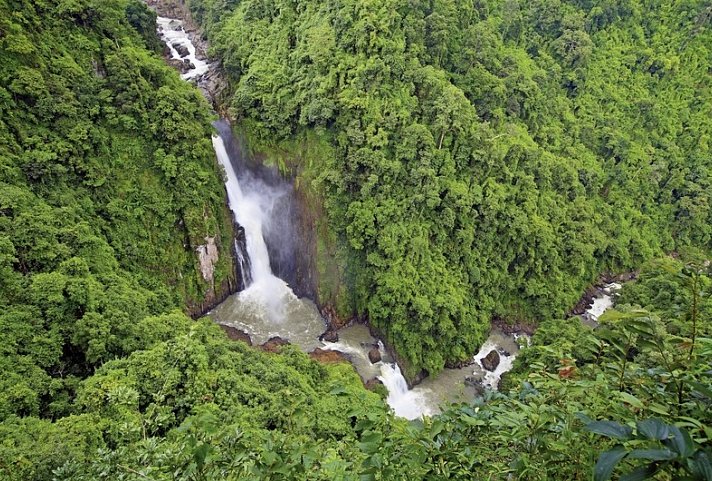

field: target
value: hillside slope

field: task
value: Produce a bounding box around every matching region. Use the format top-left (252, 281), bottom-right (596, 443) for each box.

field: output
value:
top-left (0, 0), bottom-right (236, 419)
top-left (189, 0), bottom-right (712, 376)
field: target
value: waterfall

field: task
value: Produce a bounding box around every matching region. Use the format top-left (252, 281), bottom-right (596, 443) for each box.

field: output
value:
top-left (234, 237), bottom-right (252, 289)
top-left (211, 134), bottom-right (296, 322)
top-left (154, 10), bottom-right (326, 351)
top-left (156, 16), bottom-right (209, 81)
top-left (156, 12), bottom-right (526, 420)
top-left (378, 363), bottom-right (433, 420)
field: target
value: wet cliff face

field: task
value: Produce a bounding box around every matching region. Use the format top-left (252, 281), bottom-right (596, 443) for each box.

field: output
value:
top-left (150, 6), bottom-right (242, 318)
top-left (259, 135), bottom-right (358, 329)
top-left (149, 0), bottom-right (353, 323)
top-left (220, 124), bottom-right (358, 328)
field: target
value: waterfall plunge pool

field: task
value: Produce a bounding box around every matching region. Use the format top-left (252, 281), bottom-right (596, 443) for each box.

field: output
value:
top-left (154, 11), bottom-right (615, 421)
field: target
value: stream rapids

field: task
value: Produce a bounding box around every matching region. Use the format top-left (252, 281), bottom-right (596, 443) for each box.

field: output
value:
top-left (154, 11), bottom-right (615, 420)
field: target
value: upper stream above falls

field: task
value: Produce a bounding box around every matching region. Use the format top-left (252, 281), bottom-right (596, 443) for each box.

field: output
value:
top-left (155, 12), bottom-right (618, 421)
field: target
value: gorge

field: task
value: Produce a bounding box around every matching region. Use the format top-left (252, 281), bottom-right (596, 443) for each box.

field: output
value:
top-left (155, 9), bottom-right (539, 419)
top-left (2, 1), bottom-right (709, 479)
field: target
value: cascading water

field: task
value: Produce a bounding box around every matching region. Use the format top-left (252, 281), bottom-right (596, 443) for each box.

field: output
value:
top-left (584, 282), bottom-right (621, 323)
top-left (379, 364), bottom-right (434, 419)
top-left (156, 16), bottom-right (209, 81)
top-left (377, 329), bottom-right (527, 420)
top-left (154, 10), bottom-right (326, 351)
top-left (234, 236), bottom-right (252, 289)
top-left (209, 125), bottom-right (327, 350)
top-left (211, 133), bottom-right (294, 321)
top-left (155, 11), bottom-right (530, 421)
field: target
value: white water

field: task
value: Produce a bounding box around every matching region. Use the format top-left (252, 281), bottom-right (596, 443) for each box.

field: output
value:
top-left (321, 325), bottom-right (526, 420)
top-left (320, 326), bottom-right (432, 420)
top-left (156, 16), bottom-right (209, 80)
top-left (585, 282), bottom-right (621, 322)
top-left (153, 13), bottom-right (325, 350)
top-left (379, 363), bottom-right (434, 420)
top-left (374, 331), bottom-right (526, 420)
top-left (471, 339), bottom-right (518, 389)
top-left (210, 132), bottom-right (327, 350)
top-left (157, 13), bottom-right (524, 420)
top-left (212, 135), bottom-right (297, 323)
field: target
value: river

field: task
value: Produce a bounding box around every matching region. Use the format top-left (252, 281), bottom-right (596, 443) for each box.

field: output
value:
top-left (154, 13), bottom-right (616, 421)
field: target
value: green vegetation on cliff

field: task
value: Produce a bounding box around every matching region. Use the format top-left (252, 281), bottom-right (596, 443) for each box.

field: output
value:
top-left (0, 0), bottom-right (235, 420)
top-left (189, 0), bottom-right (711, 376)
top-left (0, 1), bottom-right (709, 480)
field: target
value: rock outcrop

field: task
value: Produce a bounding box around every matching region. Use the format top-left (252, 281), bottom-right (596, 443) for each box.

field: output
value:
top-left (368, 347), bottom-right (382, 364)
top-left (220, 325), bottom-right (252, 345)
top-left (309, 348), bottom-right (349, 364)
top-left (364, 377), bottom-right (384, 391)
top-left (481, 350), bottom-right (500, 372)
top-left (261, 336), bottom-right (290, 353)
top-left (464, 375), bottom-right (486, 396)
top-left (319, 330), bottom-right (339, 343)
top-left (196, 236), bottom-right (219, 285)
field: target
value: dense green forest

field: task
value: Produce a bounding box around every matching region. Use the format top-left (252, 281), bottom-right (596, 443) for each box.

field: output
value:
top-left (0, 0), bottom-right (710, 480)
top-left (3, 252), bottom-right (711, 479)
top-left (189, 0), bottom-right (712, 377)
top-left (0, 0), bottom-right (237, 422)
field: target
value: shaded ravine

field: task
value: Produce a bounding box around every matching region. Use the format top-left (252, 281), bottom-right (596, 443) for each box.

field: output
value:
top-left (209, 124), bottom-right (327, 353)
top-left (153, 11), bottom-right (620, 420)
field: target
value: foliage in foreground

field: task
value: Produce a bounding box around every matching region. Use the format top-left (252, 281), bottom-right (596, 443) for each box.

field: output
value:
top-left (2, 257), bottom-right (709, 480)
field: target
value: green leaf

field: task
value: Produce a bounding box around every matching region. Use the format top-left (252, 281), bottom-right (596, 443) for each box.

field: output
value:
top-left (648, 403), bottom-right (670, 416)
top-left (460, 415), bottom-right (485, 427)
top-left (359, 431), bottom-right (383, 454)
top-left (587, 420), bottom-right (634, 440)
top-left (330, 386), bottom-right (348, 395)
top-left (688, 450), bottom-right (712, 480)
top-left (619, 392), bottom-right (645, 409)
top-left (689, 381), bottom-right (712, 399)
top-left (594, 446), bottom-right (628, 481)
top-left (666, 426), bottom-right (695, 457)
top-left (627, 448), bottom-right (677, 461)
top-left (636, 419), bottom-right (669, 440)
top-left (619, 463), bottom-right (659, 481)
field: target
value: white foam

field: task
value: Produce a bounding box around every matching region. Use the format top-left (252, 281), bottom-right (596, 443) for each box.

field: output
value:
top-left (471, 335), bottom-right (527, 390)
top-left (156, 16), bottom-right (210, 81)
top-left (378, 363), bottom-right (433, 420)
top-left (586, 282), bottom-right (622, 321)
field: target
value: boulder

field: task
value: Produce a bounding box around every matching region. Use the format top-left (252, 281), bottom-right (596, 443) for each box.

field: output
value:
top-left (309, 348), bottom-right (348, 364)
top-left (364, 377), bottom-right (384, 391)
top-left (167, 58), bottom-right (184, 70)
top-left (219, 325), bottom-right (252, 345)
top-left (368, 347), bottom-right (382, 364)
top-left (319, 330), bottom-right (339, 343)
top-left (464, 375), bottom-right (486, 396)
top-left (173, 42), bottom-right (190, 58)
top-left (261, 336), bottom-right (290, 353)
top-left (481, 350), bottom-right (500, 372)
